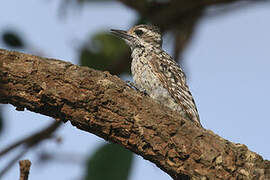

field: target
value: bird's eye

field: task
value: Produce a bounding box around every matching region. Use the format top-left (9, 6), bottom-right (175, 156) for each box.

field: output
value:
top-left (134, 30), bottom-right (143, 36)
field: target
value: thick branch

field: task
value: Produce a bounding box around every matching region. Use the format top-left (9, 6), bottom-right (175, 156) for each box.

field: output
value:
top-left (0, 49), bottom-right (269, 179)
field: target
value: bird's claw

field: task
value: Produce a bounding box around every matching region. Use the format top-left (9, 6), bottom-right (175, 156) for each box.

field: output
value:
top-left (126, 80), bottom-right (139, 90)
top-left (126, 81), bottom-right (148, 96)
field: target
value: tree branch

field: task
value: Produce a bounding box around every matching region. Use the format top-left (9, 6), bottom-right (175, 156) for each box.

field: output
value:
top-left (0, 49), bottom-right (269, 179)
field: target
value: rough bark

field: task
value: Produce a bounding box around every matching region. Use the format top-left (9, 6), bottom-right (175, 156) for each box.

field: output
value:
top-left (0, 49), bottom-right (269, 179)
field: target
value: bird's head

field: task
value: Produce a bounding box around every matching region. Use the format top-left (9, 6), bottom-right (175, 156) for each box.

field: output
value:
top-left (111, 24), bottom-right (162, 50)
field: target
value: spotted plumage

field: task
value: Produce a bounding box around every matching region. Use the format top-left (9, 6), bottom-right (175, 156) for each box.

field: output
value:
top-left (111, 24), bottom-right (201, 126)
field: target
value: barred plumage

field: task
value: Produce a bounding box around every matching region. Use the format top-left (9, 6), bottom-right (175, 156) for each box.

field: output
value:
top-left (111, 24), bottom-right (201, 126)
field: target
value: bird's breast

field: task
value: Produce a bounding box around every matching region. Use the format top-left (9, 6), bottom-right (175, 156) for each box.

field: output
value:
top-left (131, 49), bottom-right (176, 106)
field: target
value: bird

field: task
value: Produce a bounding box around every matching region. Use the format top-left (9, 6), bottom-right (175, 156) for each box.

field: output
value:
top-left (111, 24), bottom-right (201, 126)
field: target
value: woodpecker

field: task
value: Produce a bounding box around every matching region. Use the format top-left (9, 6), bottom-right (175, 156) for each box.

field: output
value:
top-left (111, 24), bottom-right (201, 126)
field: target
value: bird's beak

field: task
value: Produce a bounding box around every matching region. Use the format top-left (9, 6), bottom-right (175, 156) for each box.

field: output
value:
top-left (110, 29), bottom-right (133, 41)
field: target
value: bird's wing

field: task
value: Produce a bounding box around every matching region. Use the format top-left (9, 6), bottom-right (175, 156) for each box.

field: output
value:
top-left (149, 51), bottom-right (200, 124)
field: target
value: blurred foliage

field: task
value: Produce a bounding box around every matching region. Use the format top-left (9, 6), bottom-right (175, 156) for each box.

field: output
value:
top-left (58, 0), bottom-right (114, 16)
top-left (62, 0), bottom-right (267, 58)
top-left (85, 143), bottom-right (133, 180)
top-left (80, 32), bottom-right (130, 75)
top-left (134, 16), bottom-right (150, 27)
top-left (2, 31), bottom-right (24, 48)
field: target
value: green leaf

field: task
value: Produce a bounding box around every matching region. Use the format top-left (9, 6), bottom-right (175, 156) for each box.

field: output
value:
top-left (134, 16), bottom-right (149, 26)
top-left (79, 32), bottom-right (130, 75)
top-left (85, 143), bottom-right (133, 180)
top-left (2, 31), bottom-right (24, 48)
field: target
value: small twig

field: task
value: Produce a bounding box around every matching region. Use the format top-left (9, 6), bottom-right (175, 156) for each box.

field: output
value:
top-left (0, 148), bottom-right (28, 178)
top-left (0, 121), bottom-right (61, 178)
top-left (0, 121), bottom-right (61, 157)
top-left (19, 160), bottom-right (31, 180)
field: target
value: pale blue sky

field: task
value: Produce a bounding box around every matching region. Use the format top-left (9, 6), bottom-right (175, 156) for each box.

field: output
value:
top-left (0, 1), bottom-right (269, 179)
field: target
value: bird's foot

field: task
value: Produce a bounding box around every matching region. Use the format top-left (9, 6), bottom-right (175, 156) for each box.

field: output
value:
top-left (126, 81), bottom-right (148, 96)
top-left (126, 80), bottom-right (139, 90)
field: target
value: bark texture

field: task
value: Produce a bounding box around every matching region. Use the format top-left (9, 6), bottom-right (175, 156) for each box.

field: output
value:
top-left (0, 49), bottom-right (269, 179)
